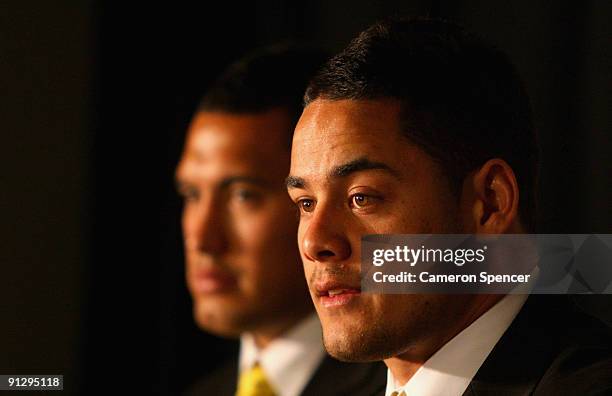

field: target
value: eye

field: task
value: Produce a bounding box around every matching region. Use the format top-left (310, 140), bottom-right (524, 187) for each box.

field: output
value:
top-left (234, 188), bottom-right (261, 202)
top-left (297, 198), bottom-right (315, 213)
top-left (178, 186), bottom-right (200, 203)
top-left (229, 187), bottom-right (264, 209)
top-left (349, 193), bottom-right (376, 209)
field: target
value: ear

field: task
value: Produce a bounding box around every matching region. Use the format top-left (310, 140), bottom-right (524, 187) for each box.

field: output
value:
top-left (467, 159), bottom-right (520, 234)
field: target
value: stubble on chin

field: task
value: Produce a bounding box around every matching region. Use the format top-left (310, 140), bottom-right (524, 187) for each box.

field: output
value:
top-left (321, 318), bottom-right (407, 363)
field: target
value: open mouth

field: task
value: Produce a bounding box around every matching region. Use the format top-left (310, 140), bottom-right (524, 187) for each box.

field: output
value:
top-left (318, 288), bottom-right (361, 307)
top-left (327, 288), bottom-right (360, 296)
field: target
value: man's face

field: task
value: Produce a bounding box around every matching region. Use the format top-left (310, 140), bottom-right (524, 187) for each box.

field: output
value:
top-left (176, 108), bottom-right (310, 338)
top-left (288, 99), bottom-right (479, 362)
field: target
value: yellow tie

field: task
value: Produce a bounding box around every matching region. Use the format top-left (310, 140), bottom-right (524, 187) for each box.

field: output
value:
top-left (236, 363), bottom-right (277, 396)
top-left (391, 391), bottom-right (407, 396)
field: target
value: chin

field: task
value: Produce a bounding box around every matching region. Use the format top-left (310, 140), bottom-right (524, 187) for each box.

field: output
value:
top-left (322, 320), bottom-right (400, 363)
top-left (192, 301), bottom-right (245, 338)
top-left (323, 335), bottom-right (382, 363)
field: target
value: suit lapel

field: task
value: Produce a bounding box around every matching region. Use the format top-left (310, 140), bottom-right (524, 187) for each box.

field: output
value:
top-left (185, 356), bottom-right (238, 396)
top-left (464, 296), bottom-right (568, 395)
top-left (301, 355), bottom-right (387, 396)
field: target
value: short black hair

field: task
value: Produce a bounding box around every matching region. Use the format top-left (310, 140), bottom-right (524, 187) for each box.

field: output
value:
top-left (305, 17), bottom-right (539, 231)
top-left (199, 43), bottom-right (328, 127)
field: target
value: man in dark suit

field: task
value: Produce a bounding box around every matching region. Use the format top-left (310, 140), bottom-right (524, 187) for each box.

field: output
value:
top-left (286, 18), bottom-right (612, 395)
top-left (176, 45), bottom-right (387, 396)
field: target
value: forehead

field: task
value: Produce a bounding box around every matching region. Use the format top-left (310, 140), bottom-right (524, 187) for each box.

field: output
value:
top-left (177, 109), bottom-right (292, 180)
top-left (291, 99), bottom-right (420, 179)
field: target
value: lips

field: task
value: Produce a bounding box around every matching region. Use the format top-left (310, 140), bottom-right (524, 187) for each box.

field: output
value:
top-left (190, 268), bottom-right (237, 294)
top-left (314, 281), bottom-right (361, 308)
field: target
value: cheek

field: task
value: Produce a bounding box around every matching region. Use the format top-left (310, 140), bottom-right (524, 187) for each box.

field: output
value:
top-left (381, 188), bottom-right (458, 233)
top-left (232, 204), bottom-right (294, 249)
top-left (296, 221), bottom-right (308, 254)
top-left (181, 207), bottom-right (195, 237)
top-left (301, 260), bottom-right (315, 284)
top-left (231, 201), bottom-right (300, 269)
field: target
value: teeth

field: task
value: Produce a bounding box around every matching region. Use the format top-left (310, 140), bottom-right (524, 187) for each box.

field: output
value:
top-left (328, 289), bottom-right (345, 296)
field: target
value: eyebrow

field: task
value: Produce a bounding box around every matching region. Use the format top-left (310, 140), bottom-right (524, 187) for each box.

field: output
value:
top-left (285, 157), bottom-right (399, 190)
top-left (331, 157), bottom-right (399, 178)
top-left (219, 176), bottom-right (268, 188)
top-left (285, 175), bottom-right (307, 189)
top-left (175, 175), bottom-right (269, 192)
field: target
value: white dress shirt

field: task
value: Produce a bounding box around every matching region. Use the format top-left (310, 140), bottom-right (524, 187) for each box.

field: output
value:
top-left (384, 292), bottom-right (530, 396)
top-left (239, 313), bottom-right (326, 396)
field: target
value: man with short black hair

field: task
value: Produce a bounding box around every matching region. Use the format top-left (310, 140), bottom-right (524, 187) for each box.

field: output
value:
top-left (287, 18), bottom-right (612, 395)
top-left (177, 44), bottom-right (387, 396)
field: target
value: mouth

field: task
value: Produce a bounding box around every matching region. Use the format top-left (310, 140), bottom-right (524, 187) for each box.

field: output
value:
top-left (315, 282), bottom-right (362, 308)
top-left (190, 268), bottom-right (237, 294)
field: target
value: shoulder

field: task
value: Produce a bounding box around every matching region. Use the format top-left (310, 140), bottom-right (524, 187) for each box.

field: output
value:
top-left (184, 357), bottom-right (238, 396)
top-left (532, 297), bottom-right (612, 395)
top-left (470, 296), bottom-right (612, 395)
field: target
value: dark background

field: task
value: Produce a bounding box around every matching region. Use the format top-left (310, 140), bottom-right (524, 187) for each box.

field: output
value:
top-left (2, 1), bottom-right (610, 394)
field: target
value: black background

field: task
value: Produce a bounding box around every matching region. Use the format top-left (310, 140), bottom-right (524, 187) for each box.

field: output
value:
top-left (2, 1), bottom-right (611, 394)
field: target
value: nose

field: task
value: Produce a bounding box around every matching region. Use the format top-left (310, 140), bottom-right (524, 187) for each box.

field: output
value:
top-left (301, 202), bottom-right (351, 263)
top-left (182, 197), bottom-right (228, 255)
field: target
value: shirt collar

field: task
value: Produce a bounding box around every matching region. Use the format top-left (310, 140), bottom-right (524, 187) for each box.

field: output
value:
top-left (239, 313), bottom-right (326, 396)
top-left (385, 292), bottom-right (529, 396)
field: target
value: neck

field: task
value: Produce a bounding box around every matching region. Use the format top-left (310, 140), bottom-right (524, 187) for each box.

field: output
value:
top-left (250, 310), bottom-right (313, 349)
top-left (384, 357), bottom-right (422, 386)
top-left (384, 294), bottom-right (503, 385)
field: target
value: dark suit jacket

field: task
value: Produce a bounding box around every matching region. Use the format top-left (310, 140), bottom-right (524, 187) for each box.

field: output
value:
top-left (186, 351), bottom-right (387, 396)
top-left (370, 296), bottom-right (612, 396)
top-left (462, 296), bottom-right (612, 395)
